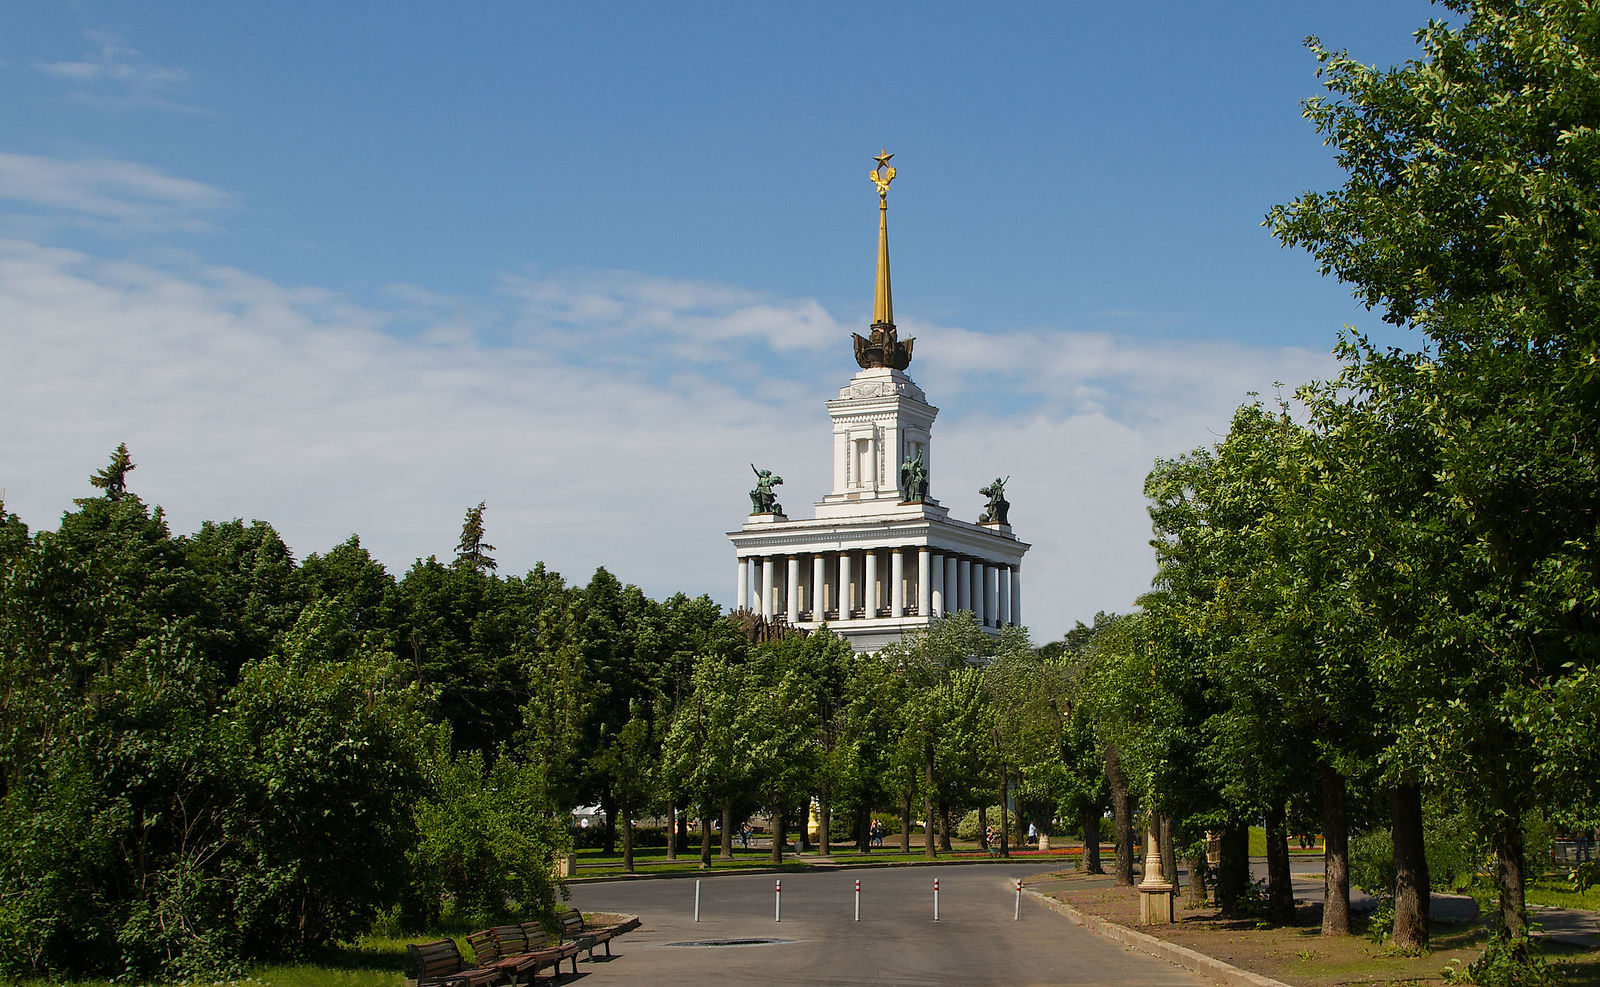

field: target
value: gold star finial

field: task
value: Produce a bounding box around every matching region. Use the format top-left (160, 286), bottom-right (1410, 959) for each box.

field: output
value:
top-left (871, 148), bottom-right (897, 197)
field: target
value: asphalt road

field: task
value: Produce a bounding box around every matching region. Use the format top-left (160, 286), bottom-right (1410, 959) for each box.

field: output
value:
top-left (564, 863), bottom-right (1210, 986)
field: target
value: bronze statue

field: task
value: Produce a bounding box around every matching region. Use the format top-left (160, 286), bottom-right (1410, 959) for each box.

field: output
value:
top-left (750, 464), bottom-right (784, 515)
top-left (899, 449), bottom-right (929, 503)
top-left (978, 476), bottom-right (1010, 525)
top-left (852, 322), bottom-right (915, 370)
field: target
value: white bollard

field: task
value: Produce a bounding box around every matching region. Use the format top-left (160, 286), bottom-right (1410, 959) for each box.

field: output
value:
top-left (855, 878), bottom-right (861, 922)
top-left (933, 878), bottom-right (940, 922)
top-left (695, 879), bottom-right (701, 922)
top-left (776, 879), bottom-right (782, 922)
top-left (1014, 878), bottom-right (1022, 920)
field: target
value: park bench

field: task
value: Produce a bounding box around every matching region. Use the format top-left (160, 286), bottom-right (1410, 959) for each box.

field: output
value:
top-left (467, 927), bottom-right (571, 985)
top-left (513, 921), bottom-right (583, 977)
top-left (406, 938), bottom-right (505, 987)
top-left (554, 907), bottom-right (638, 961)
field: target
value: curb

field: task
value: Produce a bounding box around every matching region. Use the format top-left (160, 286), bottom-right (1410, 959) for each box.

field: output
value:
top-left (1022, 886), bottom-right (1294, 987)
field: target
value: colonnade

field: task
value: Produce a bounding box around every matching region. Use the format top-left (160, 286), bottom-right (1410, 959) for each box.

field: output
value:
top-left (736, 547), bottom-right (1021, 629)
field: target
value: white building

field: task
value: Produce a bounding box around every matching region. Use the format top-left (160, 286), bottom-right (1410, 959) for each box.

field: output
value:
top-left (727, 153), bottom-right (1029, 652)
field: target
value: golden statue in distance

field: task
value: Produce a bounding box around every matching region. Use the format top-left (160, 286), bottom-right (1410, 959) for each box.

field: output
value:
top-left (854, 148), bottom-right (914, 370)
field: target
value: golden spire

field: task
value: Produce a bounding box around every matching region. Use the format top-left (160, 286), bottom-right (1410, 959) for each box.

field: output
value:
top-left (870, 149), bottom-right (896, 326)
top-left (852, 150), bottom-right (914, 371)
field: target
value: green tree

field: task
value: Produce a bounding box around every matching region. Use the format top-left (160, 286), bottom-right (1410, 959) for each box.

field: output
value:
top-left (1269, 0), bottom-right (1600, 940)
top-left (88, 442), bottom-right (136, 500)
top-left (454, 501), bottom-right (497, 573)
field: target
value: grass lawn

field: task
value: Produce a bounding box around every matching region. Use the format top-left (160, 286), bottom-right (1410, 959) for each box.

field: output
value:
top-left (1247, 825), bottom-right (1326, 857)
top-left (1526, 872), bottom-right (1600, 912)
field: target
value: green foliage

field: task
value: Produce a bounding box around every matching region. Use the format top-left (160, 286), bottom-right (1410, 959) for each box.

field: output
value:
top-left (1442, 935), bottom-right (1553, 987)
top-left (406, 731), bottom-right (566, 929)
top-left (454, 501), bottom-right (497, 572)
top-left (88, 442), bottom-right (136, 500)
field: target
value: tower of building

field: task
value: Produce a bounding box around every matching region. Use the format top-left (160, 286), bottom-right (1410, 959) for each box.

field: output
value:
top-left (727, 152), bottom-right (1029, 652)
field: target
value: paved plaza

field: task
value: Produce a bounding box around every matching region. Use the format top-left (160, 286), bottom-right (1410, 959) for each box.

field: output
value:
top-left (565, 863), bottom-right (1210, 985)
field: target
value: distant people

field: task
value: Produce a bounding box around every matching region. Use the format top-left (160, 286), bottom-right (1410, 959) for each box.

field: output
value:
top-left (985, 825), bottom-right (995, 848)
top-left (872, 819), bottom-right (884, 846)
top-left (740, 822), bottom-right (751, 848)
top-left (1027, 821), bottom-right (1037, 845)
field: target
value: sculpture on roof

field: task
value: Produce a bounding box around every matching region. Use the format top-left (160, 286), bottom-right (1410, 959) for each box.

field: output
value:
top-left (899, 449), bottom-right (929, 503)
top-left (978, 476), bottom-right (1010, 525)
top-left (750, 464), bottom-right (784, 515)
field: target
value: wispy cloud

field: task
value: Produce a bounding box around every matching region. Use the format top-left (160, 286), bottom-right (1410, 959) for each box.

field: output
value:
top-left (0, 152), bottom-right (230, 233)
top-left (0, 235), bottom-right (1338, 640)
top-left (34, 29), bottom-right (205, 114)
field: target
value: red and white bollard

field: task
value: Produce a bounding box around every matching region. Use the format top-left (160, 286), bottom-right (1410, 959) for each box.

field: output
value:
top-left (933, 878), bottom-right (940, 921)
top-left (775, 879), bottom-right (782, 922)
top-left (854, 878), bottom-right (861, 922)
top-left (1014, 878), bottom-right (1022, 920)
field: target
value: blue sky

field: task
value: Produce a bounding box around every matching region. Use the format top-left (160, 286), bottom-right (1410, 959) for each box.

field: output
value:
top-left (2, 1), bottom-right (1443, 641)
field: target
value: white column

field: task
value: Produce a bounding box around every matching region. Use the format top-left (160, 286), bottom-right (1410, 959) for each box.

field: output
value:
top-left (839, 552), bottom-right (854, 620)
top-left (890, 549), bottom-right (905, 617)
top-left (945, 556), bottom-right (958, 617)
top-left (737, 557), bottom-right (750, 612)
top-left (997, 564), bottom-right (1011, 626)
top-left (917, 548), bottom-right (932, 618)
top-left (812, 555), bottom-right (826, 622)
top-left (985, 564), bottom-right (998, 627)
top-left (864, 550), bottom-right (879, 618)
top-left (973, 563), bottom-right (986, 625)
top-left (1011, 565), bottom-right (1022, 627)
top-left (760, 557), bottom-right (775, 619)
top-left (957, 559), bottom-right (971, 612)
top-left (786, 556), bottom-right (801, 622)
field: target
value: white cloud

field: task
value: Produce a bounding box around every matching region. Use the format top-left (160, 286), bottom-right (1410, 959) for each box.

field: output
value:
top-left (33, 29), bottom-right (204, 114)
top-left (0, 233), bottom-right (1339, 642)
top-left (0, 152), bottom-right (229, 233)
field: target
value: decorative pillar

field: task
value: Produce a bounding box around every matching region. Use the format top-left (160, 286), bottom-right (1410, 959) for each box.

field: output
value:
top-left (890, 549), bottom-right (905, 618)
top-left (864, 551), bottom-right (879, 618)
top-left (997, 564), bottom-right (1011, 626)
top-left (973, 563), bottom-right (986, 625)
top-left (1137, 811), bottom-right (1176, 924)
top-left (786, 556), bottom-right (801, 623)
top-left (839, 552), bottom-right (854, 620)
top-left (945, 556), bottom-right (958, 617)
top-left (957, 559), bottom-right (971, 612)
top-left (984, 564), bottom-right (998, 626)
top-left (760, 557), bottom-right (775, 619)
top-left (1011, 565), bottom-right (1022, 627)
top-left (917, 548), bottom-right (932, 618)
top-left (812, 555), bottom-right (826, 622)
top-left (737, 557), bottom-right (750, 612)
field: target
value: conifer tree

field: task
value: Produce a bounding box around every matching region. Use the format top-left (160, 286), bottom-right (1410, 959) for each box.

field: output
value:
top-left (454, 501), bottom-right (497, 572)
top-left (88, 442), bottom-right (136, 500)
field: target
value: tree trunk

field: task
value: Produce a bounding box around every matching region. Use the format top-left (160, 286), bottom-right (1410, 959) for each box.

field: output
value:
top-left (720, 802), bottom-right (733, 860)
top-left (1161, 815), bottom-right (1178, 894)
top-left (938, 799), bottom-right (953, 852)
top-left (1320, 763), bottom-right (1350, 936)
top-left (923, 743), bottom-right (937, 859)
top-left (1106, 746), bottom-right (1135, 885)
top-left (998, 766), bottom-right (1010, 858)
top-left (600, 789), bottom-right (617, 855)
top-left (1080, 808), bottom-right (1104, 874)
top-left (797, 798), bottom-right (812, 852)
top-left (901, 795), bottom-right (912, 854)
top-left (979, 804), bottom-right (990, 850)
top-left (819, 795), bottom-right (832, 855)
top-left (700, 814), bottom-right (712, 867)
top-left (1492, 815), bottom-right (1528, 940)
top-left (1186, 851), bottom-right (1208, 906)
top-left (1265, 802), bottom-right (1293, 924)
top-left (621, 802), bottom-right (635, 874)
top-left (1391, 783), bottom-right (1431, 951)
top-left (859, 804), bottom-right (871, 853)
top-left (771, 803), bottom-right (786, 864)
top-left (1216, 824), bottom-right (1250, 917)
top-left (665, 803), bottom-right (677, 861)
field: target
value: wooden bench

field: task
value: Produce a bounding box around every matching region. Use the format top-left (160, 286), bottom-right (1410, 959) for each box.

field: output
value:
top-left (466, 927), bottom-right (571, 985)
top-left (555, 908), bottom-right (636, 961)
top-left (406, 938), bottom-right (505, 987)
top-left (513, 921), bottom-right (582, 978)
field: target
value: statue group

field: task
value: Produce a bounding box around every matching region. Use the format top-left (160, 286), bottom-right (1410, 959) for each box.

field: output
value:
top-left (978, 476), bottom-right (1010, 525)
top-left (749, 464), bottom-right (784, 515)
top-left (899, 450), bottom-right (929, 503)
